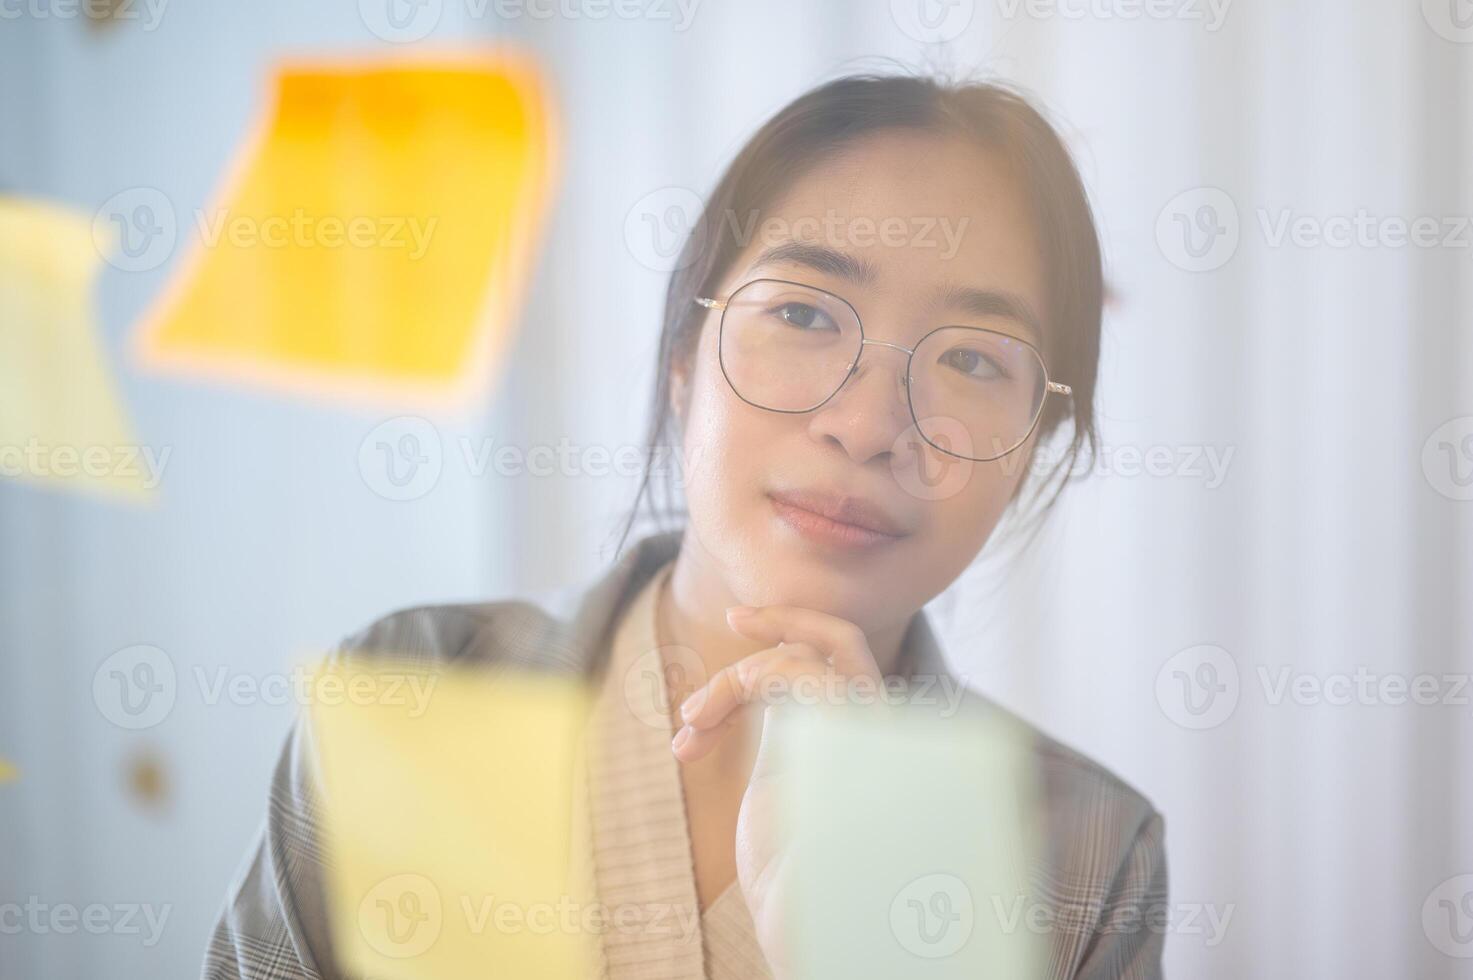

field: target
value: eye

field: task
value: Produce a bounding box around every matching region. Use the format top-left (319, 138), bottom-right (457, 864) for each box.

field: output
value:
top-left (766, 301), bottom-right (839, 332)
top-left (940, 345), bottom-right (1010, 381)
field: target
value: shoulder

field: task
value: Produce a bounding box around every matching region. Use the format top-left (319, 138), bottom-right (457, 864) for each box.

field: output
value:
top-left (1029, 723), bottom-right (1166, 895)
top-left (1031, 719), bottom-right (1162, 841)
top-left (960, 689), bottom-right (1166, 898)
top-left (326, 531), bottom-right (685, 673)
top-left (965, 688), bottom-right (1161, 838)
top-left (332, 578), bottom-right (596, 673)
top-left (326, 531), bottom-right (685, 674)
top-left (956, 692), bottom-right (1168, 972)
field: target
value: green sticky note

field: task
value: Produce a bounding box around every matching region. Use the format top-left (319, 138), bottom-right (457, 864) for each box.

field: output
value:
top-left (778, 699), bottom-right (1046, 978)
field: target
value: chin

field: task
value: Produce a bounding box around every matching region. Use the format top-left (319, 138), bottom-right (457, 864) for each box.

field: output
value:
top-left (753, 534), bottom-right (893, 615)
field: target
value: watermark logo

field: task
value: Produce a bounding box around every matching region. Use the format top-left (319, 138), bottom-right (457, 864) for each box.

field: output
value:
top-left (1423, 873), bottom-right (1473, 958)
top-left (360, 874), bottom-right (443, 958)
top-left (890, 873), bottom-right (974, 958)
top-left (93, 187), bottom-right (177, 273)
top-left (93, 645), bottom-right (177, 730)
top-left (623, 644), bottom-right (707, 730)
top-left (1155, 644), bottom-right (1239, 730)
top-left (359, 416), bottom-right (444, 502)
top-left (359, 0), bottom-right (443, 41)
top-left (1157, 187), bottom-right (1239, 272)
top-left (890, 0), bottom-right (975, 42)
top-left (1422, 0), bottom-right (1473, 43)
top-left (1422, 416), bottom-right (1473, 501)
top-left (890, 422), bottom-right (976, 502)
top-left (625, 186), bottom-right (705, 273)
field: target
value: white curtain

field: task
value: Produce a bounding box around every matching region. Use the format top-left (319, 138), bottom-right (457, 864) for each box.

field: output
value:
top-left (1, 1), bottom-right (1468, 978)
top-left (521, 4), bottom-right (1473, 977)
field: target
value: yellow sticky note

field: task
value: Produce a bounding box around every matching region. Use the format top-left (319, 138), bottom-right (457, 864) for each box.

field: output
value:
top-left (778, 701), bottom-right (1046, 978)
top-left (309, 659), bottom-right (591, 980)
top-left (136, 53), bottom-right (557, 409)
top-left (0, 196), bottom-right (152, 500)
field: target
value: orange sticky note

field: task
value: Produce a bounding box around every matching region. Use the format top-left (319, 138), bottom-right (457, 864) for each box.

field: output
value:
top-left (309, 659), bottom-right (592, 979)
top-left (135, 53), bottom-right (557, 409)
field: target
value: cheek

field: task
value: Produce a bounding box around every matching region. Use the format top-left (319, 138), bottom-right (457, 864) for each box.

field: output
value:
top-left (678, 331), bottom-right (770, 528)
top-left (900, 443), bottom-right (1030, 558)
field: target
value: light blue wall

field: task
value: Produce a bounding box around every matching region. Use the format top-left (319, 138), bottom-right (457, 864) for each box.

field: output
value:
top-left (0, 6), bottom-right (532, 977)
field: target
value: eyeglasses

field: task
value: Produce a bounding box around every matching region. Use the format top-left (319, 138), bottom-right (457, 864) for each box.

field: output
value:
top-left (694, 278), bottom-right (1071, 462)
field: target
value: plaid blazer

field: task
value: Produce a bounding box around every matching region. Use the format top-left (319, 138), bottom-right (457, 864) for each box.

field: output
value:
top-left (203, 527), bottom-right (1168, 979)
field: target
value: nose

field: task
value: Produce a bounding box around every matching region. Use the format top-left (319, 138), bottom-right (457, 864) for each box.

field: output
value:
top-left (804, 339), bottom-right (917, 465)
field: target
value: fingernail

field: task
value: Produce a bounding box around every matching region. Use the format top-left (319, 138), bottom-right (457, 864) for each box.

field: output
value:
top-left (671, 725), bottom-right (692, 753)
top-left (726, 605), bottom-right (754, 621)
top-left (680, 687), bottom-right (707, 722)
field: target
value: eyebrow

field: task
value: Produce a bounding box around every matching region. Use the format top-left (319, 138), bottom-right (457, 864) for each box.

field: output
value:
top-left (752, 241), bottom-right (879, 284)
top-left (932, 283), bottom-right (1043, 344)
top-left (749, 241), bottom-right (1044, 345)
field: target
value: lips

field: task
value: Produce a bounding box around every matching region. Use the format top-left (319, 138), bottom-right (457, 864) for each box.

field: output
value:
top-left (767, 487), bottom-right (912, 538)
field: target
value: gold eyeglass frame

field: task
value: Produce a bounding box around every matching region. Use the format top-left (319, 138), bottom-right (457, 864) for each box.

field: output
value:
top-left (694, 277), bottom-right (1072, 462)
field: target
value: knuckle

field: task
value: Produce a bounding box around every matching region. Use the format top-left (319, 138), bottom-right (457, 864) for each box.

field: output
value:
top-left (779, 641), bottom-right (820, 661)
top-left (733, 657), bottom-right (766, 691)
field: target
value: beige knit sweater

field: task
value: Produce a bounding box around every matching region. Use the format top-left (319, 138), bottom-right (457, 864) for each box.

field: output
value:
top-left (570, 558), bottom-right (773, 980)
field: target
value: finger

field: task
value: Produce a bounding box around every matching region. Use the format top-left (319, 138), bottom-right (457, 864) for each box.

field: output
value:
top-left (680, 643), bottom-right (823, 732)
top-left (674, 652), bottom-right (828, 762)
top-left (746, 702), bottom-right (797, 787)
top-left (671, 716), bottom-right (733, 763)
top-left (725, 605), bottom-right (882, 681)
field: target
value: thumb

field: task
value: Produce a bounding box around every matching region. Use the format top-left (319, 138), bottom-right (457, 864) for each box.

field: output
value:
top-left (747, 701), bottom-right (800, 789)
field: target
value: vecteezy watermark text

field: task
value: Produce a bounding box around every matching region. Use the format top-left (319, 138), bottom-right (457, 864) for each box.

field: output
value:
top-left (92, 187), bottom-right (440, 273)
top-left (357, 873), bottom-right (701, 960)
top-left (624, 189), bottom-right (972, 273)
top-left (1156, 644), bottom-right (1472, 730)
top-left (0, 0), bottom-right (168, 29)
top-left (357, 416), bottom-right (704, 502)
top-left (1157, 187), bottom-right (1473, 272)
top-left (0, 898), bottom-right (171, 947)
top-left (994, 0), bottom-right (1231, 31)
top-left (0, 439), bottom-right (171, 490)
top-left (92, 644), bottom-right (438, 729)
top-left (193, 209), bottom-right (437, 260)
top-left (357, 0), bottom-right (702, 43)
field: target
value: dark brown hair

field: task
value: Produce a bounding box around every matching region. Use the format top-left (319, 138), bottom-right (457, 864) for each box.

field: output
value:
top-left (614, 73), bottom-right (1103, 556)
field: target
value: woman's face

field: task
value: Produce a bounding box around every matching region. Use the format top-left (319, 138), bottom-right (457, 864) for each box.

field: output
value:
top-left (673, 131), bottom-right (1051, 634)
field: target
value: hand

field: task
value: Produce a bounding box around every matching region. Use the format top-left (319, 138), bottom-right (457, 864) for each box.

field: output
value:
top-left (671, 604), bottom-right (885, 975)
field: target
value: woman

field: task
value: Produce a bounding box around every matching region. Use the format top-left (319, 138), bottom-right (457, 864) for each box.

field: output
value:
top-left (204, 73), bottom-right (1167, 979)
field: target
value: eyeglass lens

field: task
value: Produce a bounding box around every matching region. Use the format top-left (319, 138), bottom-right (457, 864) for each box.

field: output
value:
top-left (717, 279), bottom-right (1048, 461)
